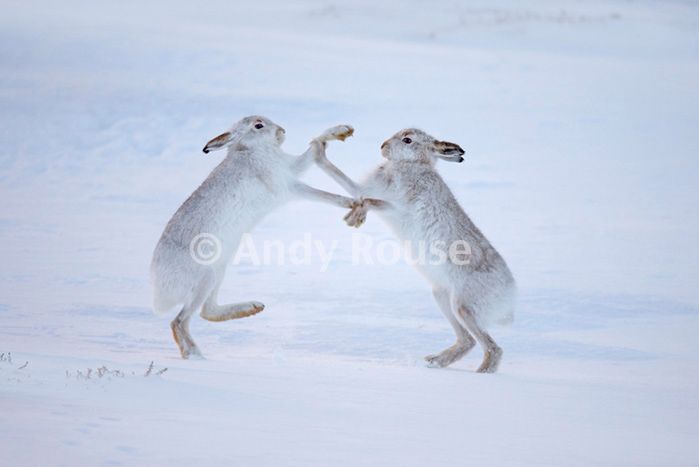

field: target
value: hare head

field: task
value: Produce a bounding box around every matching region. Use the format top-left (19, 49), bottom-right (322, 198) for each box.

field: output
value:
top-left (380, 128), bottom-right (464, 164)
top-left (203, 116), bottom-right (286, 153)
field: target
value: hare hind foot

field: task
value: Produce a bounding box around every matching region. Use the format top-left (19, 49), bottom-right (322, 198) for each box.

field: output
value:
top-left (171, 320), bottom-right (204, 360)
top-left (425, 341), bottom-right (474, 368)
top-left (200, 301), bottom-right (265, 322)
top-left (476, 346), bottom-right (503, 373)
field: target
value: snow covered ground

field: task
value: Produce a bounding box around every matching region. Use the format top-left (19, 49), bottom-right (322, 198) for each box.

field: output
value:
top-left (1, 0), bottom-right (698, 465)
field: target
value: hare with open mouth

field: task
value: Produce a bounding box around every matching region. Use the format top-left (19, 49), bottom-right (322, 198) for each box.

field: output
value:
top-left (319, 128), bottom-right (516, 373)
top-left (151, 116), bottom-right (358, 359)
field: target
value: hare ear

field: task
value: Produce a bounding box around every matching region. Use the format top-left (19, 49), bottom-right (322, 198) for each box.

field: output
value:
top-left (433, 140), bottom-right (465, 163)
top-left (203, 132), bottom-right (233, 154)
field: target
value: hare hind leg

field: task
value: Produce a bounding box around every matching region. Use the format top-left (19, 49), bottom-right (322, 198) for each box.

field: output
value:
top-left (200, 283), bottom-right (265, 322)
top-left (452, 297), bottom-right (502, 373)
top-left (425, 287), bottom-right (476, 368)
top-left (171, 273), bottom-right (218, 359)
top-left (171, 305), bottom-right (203, 360)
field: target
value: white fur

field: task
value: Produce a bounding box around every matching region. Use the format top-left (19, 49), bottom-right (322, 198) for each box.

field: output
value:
top-left (150, 116), bottom-right (356, 358)
top-left (317, 128), bottom-right (515, 372)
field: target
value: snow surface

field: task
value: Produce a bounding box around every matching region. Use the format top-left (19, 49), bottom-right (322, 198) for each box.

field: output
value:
top-left (1, 0), bottom-right (698, 465)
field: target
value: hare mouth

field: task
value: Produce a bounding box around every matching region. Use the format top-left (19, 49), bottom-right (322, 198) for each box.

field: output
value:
top-left (437, 154), bottom-right (465, 163)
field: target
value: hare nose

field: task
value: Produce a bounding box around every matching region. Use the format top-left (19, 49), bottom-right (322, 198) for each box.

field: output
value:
top-left (279, 127), bottom-right (286, 134)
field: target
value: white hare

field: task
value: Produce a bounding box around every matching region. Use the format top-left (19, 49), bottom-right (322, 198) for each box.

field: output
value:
top-left (316, 128), bottom-right (515, 373)
top-left (151, 116), bottom-right (357, 358)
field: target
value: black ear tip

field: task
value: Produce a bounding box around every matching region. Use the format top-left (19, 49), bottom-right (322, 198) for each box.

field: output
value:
top-left (458, 156), bottom-right (464, 163)
top-left (202, 147), bottom-right (210, 154)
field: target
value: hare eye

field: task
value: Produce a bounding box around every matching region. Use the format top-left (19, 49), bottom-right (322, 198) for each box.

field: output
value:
top-left (254, 123), bottom-right (264, 129)
top-left (402, 137), bottom-right (412, 144)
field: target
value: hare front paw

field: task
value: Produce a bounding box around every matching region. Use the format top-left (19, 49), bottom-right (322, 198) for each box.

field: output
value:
top-left (344, 202), bottom-right (367, 228)
top-left (320, 125), bottom-right (354, 142)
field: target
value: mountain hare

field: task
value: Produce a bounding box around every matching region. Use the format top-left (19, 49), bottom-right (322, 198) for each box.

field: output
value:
top-left (151, 116), bottom-right (357, 359)
top-left (318, 128), bottom-right (515, 373)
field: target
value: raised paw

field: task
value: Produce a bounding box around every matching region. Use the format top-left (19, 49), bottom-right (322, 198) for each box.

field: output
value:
top-left (200, 301), bottom-right (265, 322)
top-left (344, 208), bottom-right (366, 228)
top-left (234, 301), bottom-right (265, 319)
top-left (318, 125), bottom-right (354, 143)
top-left (344, 202), bottom-right (367, 228)
top-left (249, 301), bottom-right (265, 314)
